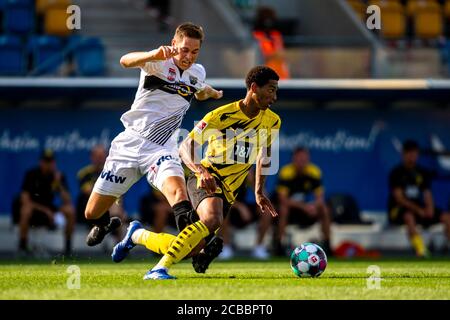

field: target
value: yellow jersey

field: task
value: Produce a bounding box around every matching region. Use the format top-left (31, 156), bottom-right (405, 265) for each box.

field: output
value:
top-left (188, 100), bottom-right (281, 204)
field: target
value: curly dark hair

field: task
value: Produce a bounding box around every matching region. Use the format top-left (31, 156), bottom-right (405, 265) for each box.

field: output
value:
top-left (245, 65), bottom-right (279, 89)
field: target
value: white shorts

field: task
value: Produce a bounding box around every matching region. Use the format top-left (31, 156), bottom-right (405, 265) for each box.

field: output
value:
top-left (92, 129), bottom-right (185, 198)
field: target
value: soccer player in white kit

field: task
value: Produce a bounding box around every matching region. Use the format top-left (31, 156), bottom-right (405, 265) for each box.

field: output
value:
top-left (84, 22), bottom-right (223, 247)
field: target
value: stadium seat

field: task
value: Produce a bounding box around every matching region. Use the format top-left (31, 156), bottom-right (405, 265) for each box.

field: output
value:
top-left (73, 37), bottom-right (105, 76)
top-left (0, 35), bottom-right (25, 75)
top-left (3, 0), bottom-right (34, 34)
top-left (28, 35), bottom-right (64, 75)
top-left (347, 0), bottom-right (367, 21)
top-left (414, 1), bottom-right (444, 38)
top-left (370, 0), bottom-right (407, 39)
top-left (44, 6), bottom-right (72, 36)
top-left (407, 0), bottom-right (444, 38)
top-left (444, 0), bottom-right (450, 35)
top-left (36, 0), bottom-right (71, 15)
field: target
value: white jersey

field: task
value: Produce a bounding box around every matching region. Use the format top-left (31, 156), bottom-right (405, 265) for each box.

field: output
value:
top-left (120, 57), bottom-right (207, 146)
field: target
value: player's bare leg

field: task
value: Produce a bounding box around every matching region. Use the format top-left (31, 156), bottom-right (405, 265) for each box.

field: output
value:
top-left (404, 211), bottom-right (428, 257)
top-left (18, 198), bottom-right (35, 253)
top-left (111, 176), bottom-right (212, 278)
top-left (84, 192), bottom-right (122, 246)
top-left (191, 197), bottom-right (224, 273)
top-left (440, 213), bottom-right (450, 252)
top-left (316, 202), bottom-right (332, 255)
top-left (59, 203), bottom-right (75, 254)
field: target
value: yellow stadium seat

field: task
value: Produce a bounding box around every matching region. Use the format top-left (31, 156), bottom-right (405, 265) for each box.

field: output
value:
top-left (406, 0), bottom-right (440, 17)
top-left (369, 0), bottom-right (406, 39)
top-left (37, 0), bottom-right (72, 15)
top-left (444, 0), bottom-right (450, 19)
top-left (44, 8), bottom-right (72, 37)
top-left (347, 0), bottom-right (367, 21)
top-left (410, 0), bottom-right (443, 38)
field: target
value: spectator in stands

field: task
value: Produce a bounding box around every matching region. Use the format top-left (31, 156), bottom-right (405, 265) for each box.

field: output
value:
top-left (77, 145), bottom-right (127, 241)
top-left (139, 188), bottom-right (176, 233)
top-left (388, 140), bottom-right (450, 257)
top-left (218, 169), bottom-right (273, 260)
top-left (273, 147), bottom-right (332, 256)
top-left (252, 6), bottom-right (291, 79)
top-left (18, 149), bottom-right (75, 255)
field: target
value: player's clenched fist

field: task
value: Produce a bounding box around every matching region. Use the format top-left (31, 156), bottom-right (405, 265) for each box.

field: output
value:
top-left (157, 45), bottom-right (179, 60)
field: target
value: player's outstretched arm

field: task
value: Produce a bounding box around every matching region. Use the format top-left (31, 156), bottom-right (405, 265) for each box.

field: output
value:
top-left (194, 85), bottom-right (223, 101)
top-left (120, 46), bottom-right (179, 68)
top-left (255, 149), bottom-right (278, 217)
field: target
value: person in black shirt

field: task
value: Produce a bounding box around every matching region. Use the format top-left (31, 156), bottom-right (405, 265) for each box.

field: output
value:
top-left (274, 147), bottom-right (332, 256)
top-left (19, 150), bottom-right (75, 255)
top-left (388, 140), bottom-right (450, 257)
top-left (77, 145), bottom-right (127, 241)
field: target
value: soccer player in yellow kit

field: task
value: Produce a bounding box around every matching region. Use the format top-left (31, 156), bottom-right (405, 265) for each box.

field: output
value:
top-left (112, 66), bottom-right (281, 279)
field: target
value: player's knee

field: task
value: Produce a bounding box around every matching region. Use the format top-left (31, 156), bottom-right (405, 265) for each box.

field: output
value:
top-left (441, 213), bottom-right (450, 224)
top-left (403, 212), bottom-right (415, 225)
top-left (84, 207), bottom-right (98, 220)
top-left (19, 205), bottom-right (33, 220)
top-left (202, 214), bottom-right (222, 233)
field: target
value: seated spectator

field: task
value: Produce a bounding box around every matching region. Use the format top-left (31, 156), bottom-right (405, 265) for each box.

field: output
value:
top-left (77, 145), bottom-right (127, 241)
top-left (139, 188), bottom-right (176, 233)
top-left (273, 147), bottom-right (332, 256)
top-left (252, 6), bottom-right (291, 79)
top-left (17, 149), bottom-right (75, 255)
top-left (218, 170), bottom-right (273, 260)
top-left (388, 140), bottom-right (450, 257)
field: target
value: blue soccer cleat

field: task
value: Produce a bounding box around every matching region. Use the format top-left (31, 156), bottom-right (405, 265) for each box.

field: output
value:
top-left (111, 220), bottom-right (143, 263)
top-left (143, 268), bottom-right (176, 280)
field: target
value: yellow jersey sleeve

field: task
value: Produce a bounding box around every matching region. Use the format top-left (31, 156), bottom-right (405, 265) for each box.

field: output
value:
top-left (188, 110), bottom-right (221, 145)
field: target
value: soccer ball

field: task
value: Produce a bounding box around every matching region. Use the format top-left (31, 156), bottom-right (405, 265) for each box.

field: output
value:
top-left (290, 242), bottom-right (327, 278)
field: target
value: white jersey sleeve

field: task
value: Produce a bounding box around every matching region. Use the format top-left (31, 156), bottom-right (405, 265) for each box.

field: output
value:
top-left (141, 55), bottom-right (164, 75)
top-left (195, 64), bottom-right (207, 92)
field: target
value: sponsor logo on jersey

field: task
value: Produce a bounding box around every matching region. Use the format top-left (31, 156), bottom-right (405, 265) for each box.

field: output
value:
top-left (177, 84), bottom-right (192, 97)
top-left (168, 68), bottom-right (176, 81)
top-left (100, 170), bottom-right (127, 184)
top-left (189, 75), bottom-right (198, 85)
top-left (194, 120), bottom-right (208, 133)
top-left (143, 75), bottom-right (196, 102)
top-left (156, 155), bottom-right (176, 166)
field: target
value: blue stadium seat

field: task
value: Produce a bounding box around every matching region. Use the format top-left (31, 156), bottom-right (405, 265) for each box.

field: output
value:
top-left (0, 35), bottom-right (25, 75)
top-left (73, 37), bottom-right (106, 76)
top-left (7, 0), bottom-right (34, 5)
top-left (28, 35), bottom-right (64, 75)
top-left (3, 0), bottom-right (35, 34)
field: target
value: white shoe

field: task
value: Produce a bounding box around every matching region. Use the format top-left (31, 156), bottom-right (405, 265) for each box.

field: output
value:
top-left (218, 245), bottom-right (234, 260)
top-left (252, 245), bottom-right (270, 260)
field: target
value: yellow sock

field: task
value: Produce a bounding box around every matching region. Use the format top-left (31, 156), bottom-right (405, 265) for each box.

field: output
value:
top-left (411, 234), bottom-right (427, 257)
top-left (156, 220), bottom-right (210, 270)
top-left (133, 229), bottom-right (176, 255)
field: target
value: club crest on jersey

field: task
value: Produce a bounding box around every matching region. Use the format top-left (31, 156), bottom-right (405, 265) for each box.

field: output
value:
top-left (189, 76), bottom-right (198, 85)
top-left (167, 68), bottom-right (176, 81)
top-left (194, 120), bottom-right (208, 133)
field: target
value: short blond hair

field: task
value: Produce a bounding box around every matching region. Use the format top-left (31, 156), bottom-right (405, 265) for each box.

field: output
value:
top-left (174, 22), bottom-right (204, 44)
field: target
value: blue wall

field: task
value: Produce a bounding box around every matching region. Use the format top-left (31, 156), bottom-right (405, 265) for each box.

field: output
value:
top-left (1, 107), bottom-right (449, 216)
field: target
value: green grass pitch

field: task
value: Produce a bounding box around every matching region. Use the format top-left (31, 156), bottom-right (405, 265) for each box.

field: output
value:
top-left (1, 257), bottom-right (449, 300)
